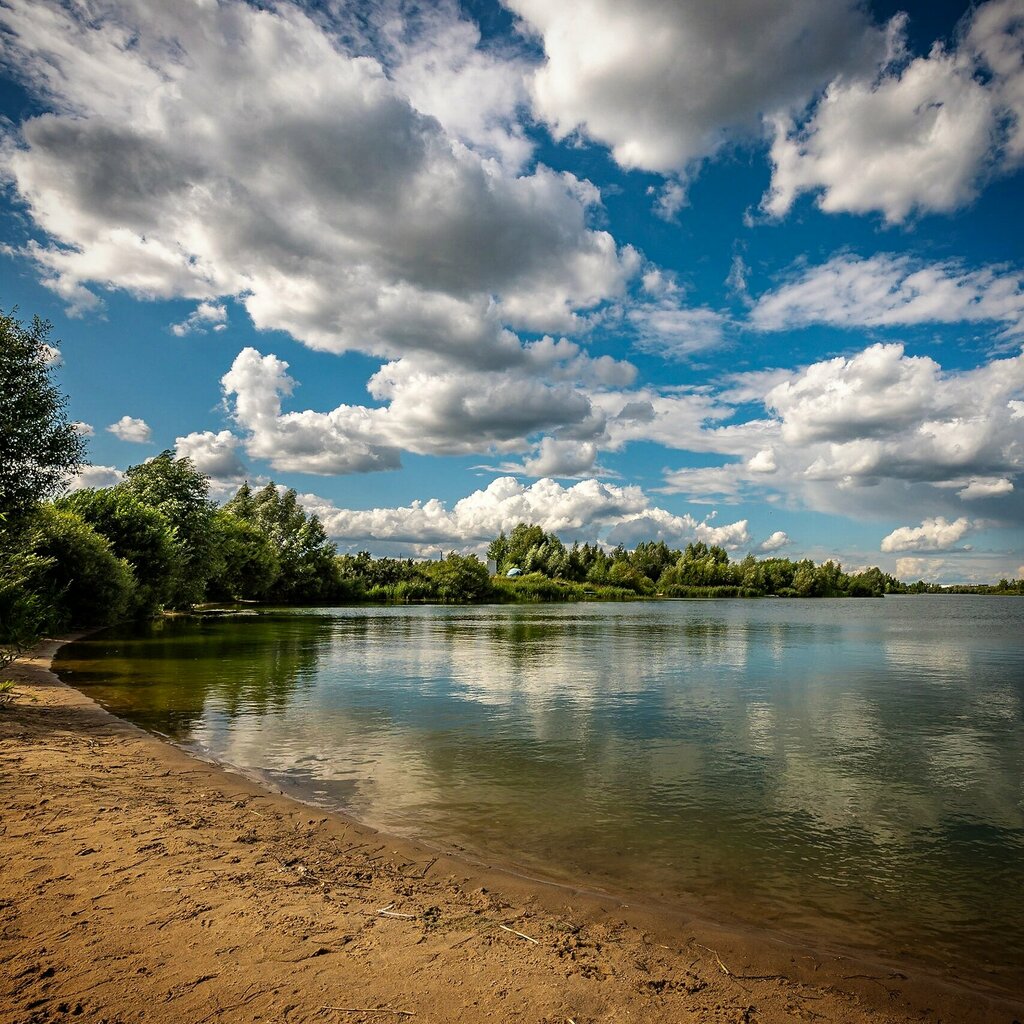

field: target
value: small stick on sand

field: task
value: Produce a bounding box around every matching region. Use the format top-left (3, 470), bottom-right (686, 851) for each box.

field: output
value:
top-left (692, 941), bottom-right (733, 976)
top-left (322, 1008), bottom-right (415, 1017)
top-left (500, 924), bottom-right (539, 944)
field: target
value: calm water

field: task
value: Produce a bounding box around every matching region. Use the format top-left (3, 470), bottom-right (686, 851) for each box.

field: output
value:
top-left (58, 597), bottom-right (1024, 992)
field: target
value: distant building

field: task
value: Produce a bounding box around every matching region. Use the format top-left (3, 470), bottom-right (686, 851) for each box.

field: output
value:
top-left (487, 558), bottom-right (497, 575)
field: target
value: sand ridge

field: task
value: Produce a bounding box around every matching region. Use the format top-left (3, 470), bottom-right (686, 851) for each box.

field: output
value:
top-left (1, 638), bottom-right (1021, 1024)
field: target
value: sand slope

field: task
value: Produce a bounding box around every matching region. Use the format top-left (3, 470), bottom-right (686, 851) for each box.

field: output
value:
top-left (1, 639), bottom-right (1020, 1024)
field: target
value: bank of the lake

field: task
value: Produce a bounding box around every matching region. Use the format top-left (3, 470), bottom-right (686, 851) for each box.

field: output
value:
top-left (2, 636), bottom-right (1022, 1024)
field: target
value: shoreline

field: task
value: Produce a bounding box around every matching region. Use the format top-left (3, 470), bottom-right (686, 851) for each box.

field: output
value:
top-left (2, 638), bottom-right (1021, 1024)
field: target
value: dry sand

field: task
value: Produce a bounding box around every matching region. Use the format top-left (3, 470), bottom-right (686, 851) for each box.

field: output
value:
top-left (2, 637), bottom-right (1021, 1024)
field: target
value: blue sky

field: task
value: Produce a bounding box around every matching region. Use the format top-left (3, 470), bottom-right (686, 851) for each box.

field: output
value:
top-left (1, 0), bottom-right (1023, 581)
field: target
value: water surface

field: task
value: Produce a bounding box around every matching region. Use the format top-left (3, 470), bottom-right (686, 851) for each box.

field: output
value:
top-left (58, 597), bottom-right (1024, 993)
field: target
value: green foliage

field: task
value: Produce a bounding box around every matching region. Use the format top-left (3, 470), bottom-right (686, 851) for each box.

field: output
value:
top-left (225, 484), bottom-right (338, 602)
top-left (55, 487), bottom-right (178, 615)
top-left (122, 451), bottom-right (216, 608)
top-left (491, 573), bottom-right (639, 603)
top-left (0, 547), bottom-right (55, 668)
top-left (420, 553), bottom-right (492, 602)
top-left (0, 680), bottom-right (16, 709)
top-left (27, 506), bottom-right (136, 628)
top-left (207, 509), bottom-right (280, 601)
top-left (0, 310), bottom-right (86, 532)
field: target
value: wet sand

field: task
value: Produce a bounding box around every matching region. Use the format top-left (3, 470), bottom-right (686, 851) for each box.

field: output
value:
top-left (2, 637), bottom-right (1021, 1024)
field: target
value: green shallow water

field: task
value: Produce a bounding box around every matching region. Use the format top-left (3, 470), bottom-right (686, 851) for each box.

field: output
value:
top-left (58, 596), bottom-right (1024, 993)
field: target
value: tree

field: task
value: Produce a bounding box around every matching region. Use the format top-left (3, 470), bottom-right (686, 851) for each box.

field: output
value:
top-left (28, 506), bottom-right (136, 628)
top-left (0, 546), bottom-right (54, 669)
top-left (207, 509), bottom-right (280, 601)
top-left (0, 310), bottom-right (86, 532)
top-left (55, 487), bottom-right (179, 615)
top-left (228, 483), bottom-right (338, 601)
top-left (121, 451), bottom-right (216, 608)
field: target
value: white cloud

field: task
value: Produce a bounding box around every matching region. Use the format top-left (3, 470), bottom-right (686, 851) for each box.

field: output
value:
top-left (301, 475), bottom-right (750, 552)
top-left (520, 438), bottom-right (599, 478)
top-left (510, 0), bottom-right (883, 177)
top-left (894, 556), bottom-right (948, 580)
top-left (956, 477), bottom-right (1014, 500)
top-left (174, 429), bottom-right (246, 480)
top-left (880, 516), bottom-right (974, 553)
top-left (377, 0), bottom-right (534, 170)
top-left (751, 253), bottom-right (1024, 338)
top-left (0, 0), bottom-right (636, 368)
top-left (622, 342), bottom-right (1024, 523)
top-left (759, 530), bottom-right (790, 552)
top-left (659, 464), bottom-right (747, 503)
top-left (765, 2), bottom-right (1024, 223)
top-left (66, 464), bottom-right (123, 491)
top-left (220, 342), bottom-right (638, 476)
top-left (170, 301), bottom-right (227, 338)
top-left (107, 415), bottom-right (151, 443)
top-left (627, 304), bottom-right (729, 360)
top-left (765, 343), bottom-right (1024, 451)
top-left (747, 449), bottom-right (777, 474)
top-left (72, 420), bottom-right (94, 437)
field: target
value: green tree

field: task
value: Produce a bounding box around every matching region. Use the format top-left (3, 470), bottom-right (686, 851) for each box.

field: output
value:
top-left (0, 310), bottom-right (86, 532)
top-left (0, 547), bottom-right (54, 668)
top-left (207, 509), bottom-right (280, 601)
top-left (422, 553), bottom-right (492, 602)
top-left (121, 451), bottom-right (216, 608)
top-left (28, 506), bottom-right (136, 627)
top-left (55, 487), bottom-right (178, 615)
top-left (233, 484), bottom-right (338, 601)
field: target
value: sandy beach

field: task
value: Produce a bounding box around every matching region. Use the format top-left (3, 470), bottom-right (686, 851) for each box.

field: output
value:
top-left (1, 638), bottom-right (1021, 1024)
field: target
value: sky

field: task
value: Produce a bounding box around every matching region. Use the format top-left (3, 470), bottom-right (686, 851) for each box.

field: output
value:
top-left (1, 0), bottom-right (1023, 582)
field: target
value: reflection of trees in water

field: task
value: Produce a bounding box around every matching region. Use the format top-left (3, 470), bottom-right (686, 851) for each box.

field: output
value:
top-left (60, 614), bottom-right (331, 735)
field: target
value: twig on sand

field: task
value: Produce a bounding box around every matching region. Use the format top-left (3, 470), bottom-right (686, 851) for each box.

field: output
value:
top-left (691, 941), bottom-right (733, 976)
top-left (377, 903), bottom-right (417, 919)
top-left (690, 940), bottom-right (787, 983)
top-left (322, 1008), bottom-right (414, 1017)
top-left (500, 924), bottom-right (539, 944)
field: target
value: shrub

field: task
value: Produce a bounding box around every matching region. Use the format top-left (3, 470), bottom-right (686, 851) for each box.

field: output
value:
top-left (28, 506), bottom-right (136, 628)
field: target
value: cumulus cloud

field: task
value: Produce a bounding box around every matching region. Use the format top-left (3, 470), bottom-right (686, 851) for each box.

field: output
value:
top-left (894, 556), bottom-right (949, 580)
top-left (520, 438), bottom-right (599, 478)
top-left (220, 342), bottom-right (638, 475)
top-left (66, 464), bottom-right (123, 491)
top-left (0, 0), bottom-right (636, 368)
top-left (880, 516), bottom-right (974, 553)
top-left (955, 477), bottom-right (1015, 500)
top-left (622, 342), bottom-right (1023, 522)
top-left (107, 415), bottom-right (151, 443)
top-left (174, 429), bottom-right (246, 480)
top-left (300, 475), bottom-right (750, 552)
top-left (759, 530), bottom-right (790, 552)
top-left (751, 253), bottom-right (1024, 338)
top-left (765, 2), bottom-right (1024, 223)
top-left (72, 421), bottom-right (94, 437)
top-left (171, 301), bottom-right (227, 338)
top-left (372, 0), bottom-right (534, 170)
top-left (510, 0), bottom-right (883, 178)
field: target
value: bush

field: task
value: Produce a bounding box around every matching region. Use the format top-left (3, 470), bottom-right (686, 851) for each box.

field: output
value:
top-left (28, 507), bottom-right (136, 628)
top-left (55, 487), bottom-right (178, 615)
top-left (0, 548), bottom-right (55, 667)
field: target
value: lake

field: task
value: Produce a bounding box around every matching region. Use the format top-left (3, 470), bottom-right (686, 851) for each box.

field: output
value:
top-left (57, 596), bottom-right (1024, 994)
